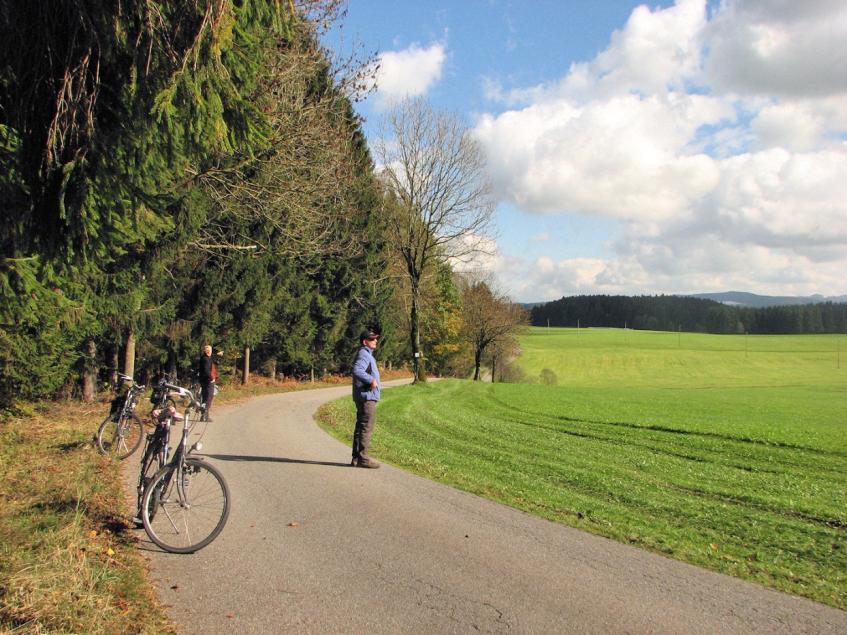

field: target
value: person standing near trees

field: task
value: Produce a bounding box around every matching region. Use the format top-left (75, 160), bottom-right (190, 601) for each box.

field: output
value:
top-left (351, 330), bottom-right (381, 468)
top-left (197, 344), bottom-right (222, 422)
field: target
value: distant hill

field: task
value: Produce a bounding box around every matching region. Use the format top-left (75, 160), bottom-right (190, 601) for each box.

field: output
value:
top-left (686, 292), bottom-right (847, 308)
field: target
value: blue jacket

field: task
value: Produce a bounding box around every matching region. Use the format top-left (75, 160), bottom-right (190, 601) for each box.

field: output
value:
top-left (352, 346), bottom-right (380, 402)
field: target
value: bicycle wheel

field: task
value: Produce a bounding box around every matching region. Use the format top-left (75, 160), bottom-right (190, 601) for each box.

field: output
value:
top-left (96, 413), bottom-right (143, 459)
top-left (134, 434), bottom-right (167, 525)
top-left (141, 458), bottom-right (230, 553)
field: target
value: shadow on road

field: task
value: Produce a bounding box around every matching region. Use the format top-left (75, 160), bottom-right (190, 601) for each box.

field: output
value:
top-left (202, 453), bottom-right (350, 468)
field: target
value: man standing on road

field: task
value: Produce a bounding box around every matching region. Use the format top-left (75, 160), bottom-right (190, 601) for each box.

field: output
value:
top-left (351, 329), bottom-right (381, 468)
top-left (197, 344), bottom-right (222, 422)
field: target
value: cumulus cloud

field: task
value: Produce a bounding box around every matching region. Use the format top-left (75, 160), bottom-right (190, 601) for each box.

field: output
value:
top-left (474, 93), bottom-right (728, 221)
top-left (474, 0), bottom-right (847, 300)
top-left (447, 234), bottom-right (502, 274)
top-left (372, 43), bottom-right (446, 108)
top-left (703, 0), bottom-right (847, 97)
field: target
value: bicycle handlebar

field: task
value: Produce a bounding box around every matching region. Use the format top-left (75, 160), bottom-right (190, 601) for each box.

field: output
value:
top-left (116, 372), bottom-right (145, 391)
top-left (164, 382), bottom-right (202, 409)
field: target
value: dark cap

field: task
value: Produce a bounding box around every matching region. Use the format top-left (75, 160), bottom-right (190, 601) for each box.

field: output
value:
top-left (360, 329), bottom-right (380, 341)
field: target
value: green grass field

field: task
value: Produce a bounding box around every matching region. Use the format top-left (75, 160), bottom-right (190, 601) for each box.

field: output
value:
top-left (317, 327), bottom-right (847, 609)
top-left (519, 326), bottom-right (845, 389)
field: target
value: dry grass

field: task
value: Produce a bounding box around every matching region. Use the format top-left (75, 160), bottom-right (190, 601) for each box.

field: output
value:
top-left (0, 399), bottom-right (174, 634)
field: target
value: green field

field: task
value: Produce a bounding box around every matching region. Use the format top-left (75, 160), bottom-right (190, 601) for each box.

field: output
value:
top-left (519, 326), bottom-right (846, 389)
top-left (317, 327), bottom-right (847, 609)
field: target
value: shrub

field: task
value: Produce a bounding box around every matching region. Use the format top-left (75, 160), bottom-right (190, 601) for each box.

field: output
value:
top-left (497, 362), bottom-right (528, 384)
top-left (539, 368), bottom-right (558, 385)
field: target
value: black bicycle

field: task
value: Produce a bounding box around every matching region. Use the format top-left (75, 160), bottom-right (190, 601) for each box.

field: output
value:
top-left (137, 378), bottom-right (230, 553)
top-left (133, 375), bottom-right (174, 524)
top-left (96, 373), bottom-right (147, 459)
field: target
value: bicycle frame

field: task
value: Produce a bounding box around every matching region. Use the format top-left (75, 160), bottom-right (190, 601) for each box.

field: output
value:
top-left (134, 375), bottom-right (179, 518)
top-left (142, 382), bottom-right (207, 523)
top-left (113, 373), bottom-right (144, 421)
top-left (135, 421), bottom-right (171, 518)
top-left (162, 382), bottom-right (206, 460)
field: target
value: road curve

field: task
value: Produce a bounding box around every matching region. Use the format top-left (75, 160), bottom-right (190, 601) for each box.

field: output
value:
top-left (130, 381), bottom-right (847, 634)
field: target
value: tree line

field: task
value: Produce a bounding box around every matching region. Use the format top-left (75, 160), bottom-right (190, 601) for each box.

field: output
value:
top-left (0, 1), bottom-right (527, 409)
top-left (530, 295), bottom-right (847, 334)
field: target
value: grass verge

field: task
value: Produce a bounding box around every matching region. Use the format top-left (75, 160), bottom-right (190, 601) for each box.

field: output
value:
top-left (0, 400), bottom-right (174, 634)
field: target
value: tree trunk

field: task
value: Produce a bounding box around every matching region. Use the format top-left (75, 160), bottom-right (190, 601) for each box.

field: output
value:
top-left (82, 338), bottom-right (97, 402)
top-left (124, 327), bottom-right (136, 379)
top-left (108, 344), bottom-right (119, 387)
top-left (168, 347), bottom-right (178, 380)
top-left (491, 352), bottom-right (497, 383)
top-left (410, 283), bottom-right (425, 382)
top-left (242, 345), bottom-right (250, 385)
top-left (473, 347), bottom-right (482, 381)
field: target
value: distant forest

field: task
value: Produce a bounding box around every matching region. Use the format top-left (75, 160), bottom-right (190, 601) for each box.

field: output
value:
top-left (530, 295), bottom-right (847, 334)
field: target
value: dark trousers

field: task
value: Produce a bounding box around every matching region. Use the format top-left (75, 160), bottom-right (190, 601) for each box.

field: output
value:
top-left (352, 400), bottom-right (376, 460)
top-left (201, 381), bottom-right (215, 420)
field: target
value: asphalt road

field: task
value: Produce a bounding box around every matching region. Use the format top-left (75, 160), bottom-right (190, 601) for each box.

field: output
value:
top-left (127, 381), bottom-right (847, 634)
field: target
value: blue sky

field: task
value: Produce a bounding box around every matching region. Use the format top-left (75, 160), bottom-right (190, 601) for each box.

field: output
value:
top-left (323, 0), bottom-right (847, 302)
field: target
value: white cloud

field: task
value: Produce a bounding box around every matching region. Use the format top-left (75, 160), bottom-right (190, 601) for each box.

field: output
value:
top-left (563, 0), bottom-right (706, 98)
top-left (373, 43), bottom-right (446, 108)
top-left (474, 0), bottom-right (847, 300)
top-left (447, 234), bottom-right (502, 274)
top-left (703, 0), bottom-right (847, 97)
top-left (475, 92), bottom-right (728, 221)
top-left (750, 98), bottom-right (847, 151)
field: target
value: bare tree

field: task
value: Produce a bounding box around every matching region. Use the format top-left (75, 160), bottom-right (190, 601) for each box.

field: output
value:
top-left (458, 276), bottom-right (528, 381)
top-left (194, 30), bottom-right (375, 262)
top-left (376, 98), bottom-right (495, 382)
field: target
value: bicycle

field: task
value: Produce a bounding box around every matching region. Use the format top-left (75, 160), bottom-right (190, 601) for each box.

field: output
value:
top-left (138, 378), bottom-right (230, 553)
top-left (95, 372), bottom-right (147, 459)
top-left (133, 375), bottom-right (174, 525)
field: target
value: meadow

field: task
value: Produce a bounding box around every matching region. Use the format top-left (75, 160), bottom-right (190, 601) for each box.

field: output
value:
top-left (317, 327), bottom-right (847, 609)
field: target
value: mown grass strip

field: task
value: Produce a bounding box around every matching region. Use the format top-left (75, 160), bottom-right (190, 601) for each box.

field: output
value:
top-left (317, 373), bottom-right (846, 610)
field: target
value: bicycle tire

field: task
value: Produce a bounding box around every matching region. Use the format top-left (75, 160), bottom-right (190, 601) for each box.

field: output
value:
top-left (134, 428), bottom-right (169, 523)
top-left (141, 458), bottom-right (230, 553)
top-left (96, 413), bottom-right (144, 459)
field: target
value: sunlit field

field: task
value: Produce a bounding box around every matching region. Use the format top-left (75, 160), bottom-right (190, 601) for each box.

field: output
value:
top-left (317, 327), bottom-right (847, 608)
top-left (518, 326), bottom-right (845, 389)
